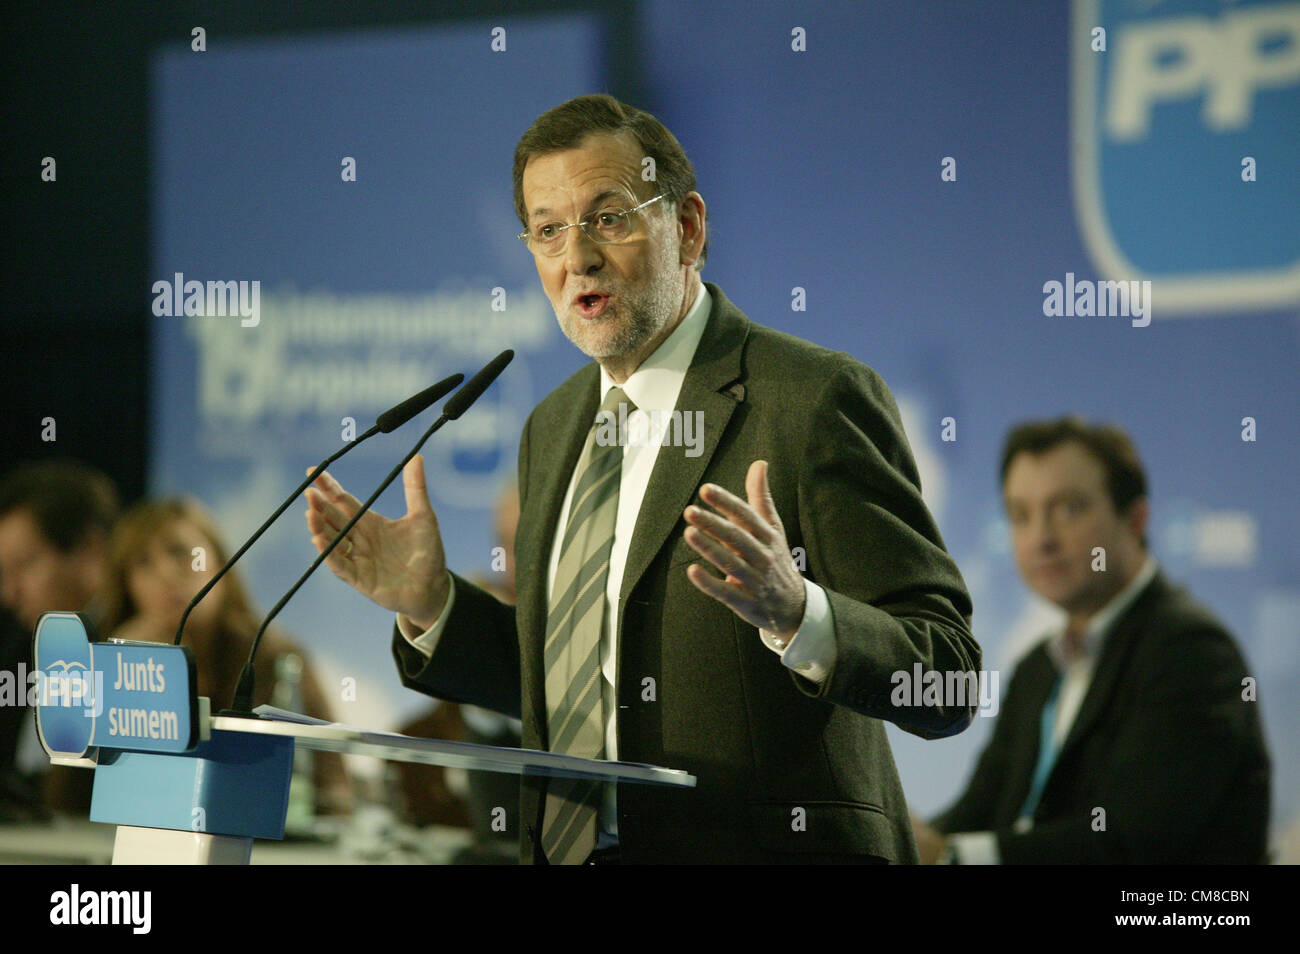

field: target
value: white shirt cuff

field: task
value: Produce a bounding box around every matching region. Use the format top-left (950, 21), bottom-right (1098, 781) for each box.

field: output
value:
top-left (947, 831), bottom-right (999, 865)
top-left (396, 570), bottom-right (456, 659)
top-left (760, 578), bottom-right (835, 685)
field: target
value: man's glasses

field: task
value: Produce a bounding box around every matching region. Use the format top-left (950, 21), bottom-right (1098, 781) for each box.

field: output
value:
top-left (518, 194), bottom-right (668, 256)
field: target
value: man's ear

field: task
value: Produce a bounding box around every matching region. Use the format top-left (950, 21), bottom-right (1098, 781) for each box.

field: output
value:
top-left (678, 191), bottom-right (706, 267)
top-left (1123, 496), bottom-right (1149, 549)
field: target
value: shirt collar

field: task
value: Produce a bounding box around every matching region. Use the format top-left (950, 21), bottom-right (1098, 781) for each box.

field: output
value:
top-left (598, 283), bottom-right (710, 412)
top-left (1047, 555), bottom-right (1158, 670)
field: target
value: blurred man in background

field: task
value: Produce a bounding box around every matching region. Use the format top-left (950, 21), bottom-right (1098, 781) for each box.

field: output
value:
top-left (914, 418), bottom-right (1270, 863)
top-left (0, 459), bottom-right (120, 817)
top-left (0, 460), bottom-right (118, 632)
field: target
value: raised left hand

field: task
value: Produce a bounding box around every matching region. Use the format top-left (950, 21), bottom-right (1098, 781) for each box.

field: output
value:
top-left (683, 459), bottom-right (806, 639)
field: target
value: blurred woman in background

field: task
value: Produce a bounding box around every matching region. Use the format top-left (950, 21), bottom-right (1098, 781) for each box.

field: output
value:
top-left (97, 497), bottom-right (352, 821)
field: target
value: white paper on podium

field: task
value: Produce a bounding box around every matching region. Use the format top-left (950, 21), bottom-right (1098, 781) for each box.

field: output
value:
top-left (205, 706), bottom-right (696, 788)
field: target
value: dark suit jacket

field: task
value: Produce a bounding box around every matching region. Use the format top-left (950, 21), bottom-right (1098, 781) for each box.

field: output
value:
top-left (393, 283), bottom-right (979, 863)
top-left (933, 572), bottom-right (1271, 863)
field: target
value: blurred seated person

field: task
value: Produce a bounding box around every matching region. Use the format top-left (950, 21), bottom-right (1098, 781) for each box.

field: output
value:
top-left (393, 481), bottom-right (521, 862)
top-left (0, 459), bottom-right (121, 818)
top-left (0, 460), bottom-right (118, 631)
top-left (0, 604), bottom-right (47, 822)
top-left (913, 418), bottom-right (1269, 863)
top-left (91, 498), bottom-right (353, 819)
top-left (393, 703), bottom-right (473, 829)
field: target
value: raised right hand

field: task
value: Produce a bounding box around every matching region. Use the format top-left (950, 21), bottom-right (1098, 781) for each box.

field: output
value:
top-left (303, 454), bottom-right (450, 630)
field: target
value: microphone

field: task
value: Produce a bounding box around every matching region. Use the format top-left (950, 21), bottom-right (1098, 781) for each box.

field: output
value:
top-left (376, 378), bottom-right (462, 433)
top-left (225, 349), bottom-right (514, 717)
top-left (171, 373), bottom-right (464, 648)
top-left (443, 348), bottom-right (514, 419)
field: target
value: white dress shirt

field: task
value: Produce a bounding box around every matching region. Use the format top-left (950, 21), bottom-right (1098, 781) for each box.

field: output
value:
top-left (398, 282), bottom-right (840, 845)
top-left (947, 555), bottom-right (1158, 864)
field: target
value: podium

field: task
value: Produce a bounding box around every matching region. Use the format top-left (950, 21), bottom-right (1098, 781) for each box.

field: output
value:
top-left (32, 612), bottom-right (696, 864)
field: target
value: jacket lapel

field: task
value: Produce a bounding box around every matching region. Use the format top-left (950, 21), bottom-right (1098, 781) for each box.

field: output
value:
top-left (618, 283), bottom-right (749, 605)
top-left (1052, 572), bottom-right (1166, 768)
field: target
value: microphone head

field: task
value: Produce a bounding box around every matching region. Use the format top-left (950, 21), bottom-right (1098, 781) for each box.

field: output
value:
top-left (443, 350), bottom-right (514, 420)
top-left (376, 373), bottom-right (465, 433)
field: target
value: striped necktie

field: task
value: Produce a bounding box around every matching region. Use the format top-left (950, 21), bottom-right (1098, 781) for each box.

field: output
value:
top-left (540, 386), bottom-right (634, 864)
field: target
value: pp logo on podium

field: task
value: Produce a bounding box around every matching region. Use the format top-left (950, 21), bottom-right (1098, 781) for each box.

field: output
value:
top-left (32, 614), bottom-right (100, 757)
top-left (33, 612), bottom-right (199, 758)
top-left (1073, 0), bottom-right (1300, 313)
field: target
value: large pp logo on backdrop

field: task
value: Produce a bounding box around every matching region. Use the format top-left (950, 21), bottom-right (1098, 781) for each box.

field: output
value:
top-left (1073, 0), bottom-right (1300, 312)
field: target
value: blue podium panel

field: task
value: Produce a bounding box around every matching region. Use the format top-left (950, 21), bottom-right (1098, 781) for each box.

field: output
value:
top-left (34, 613), bottom-right (199, 758)
top-left (90, 729), bottom-right (293, 840)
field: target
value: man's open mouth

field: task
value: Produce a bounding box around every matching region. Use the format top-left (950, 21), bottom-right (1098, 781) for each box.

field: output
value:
top-left (574, 293), bottom-right (611, 318)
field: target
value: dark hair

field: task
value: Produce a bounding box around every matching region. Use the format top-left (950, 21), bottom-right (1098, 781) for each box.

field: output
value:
top-left (512, 93), bottom-right (708, 268)
top-left (1000, 417), bottom-right (1148, 536)
top-left (0, 460), bottom-right (120, 552)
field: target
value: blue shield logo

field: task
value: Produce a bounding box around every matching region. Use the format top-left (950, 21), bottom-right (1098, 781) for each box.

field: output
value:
top-left (1073, 0), bottom-right (1300, 312)
top-left (33, 613), bottom-right (97, 757)
top-left (34, 613), bottom-right (200, 756)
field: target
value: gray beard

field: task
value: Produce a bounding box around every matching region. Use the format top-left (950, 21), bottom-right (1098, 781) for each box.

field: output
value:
top-left (560, 278), bottom-right (681, 362)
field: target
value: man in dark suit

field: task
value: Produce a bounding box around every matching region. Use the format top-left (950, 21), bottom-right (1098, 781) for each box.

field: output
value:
top-left (914, 418), bottom-right (1270, 864)
top-left (305, 94), bottom-right (979, 863)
